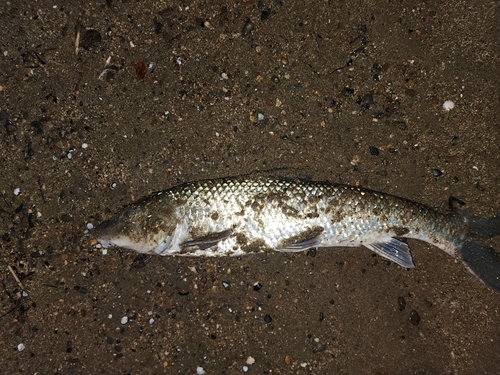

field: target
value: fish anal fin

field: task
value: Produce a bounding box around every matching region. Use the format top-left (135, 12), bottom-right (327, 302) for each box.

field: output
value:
top-left (364, 238), bottom-right (415, 268)
top-left (181, 229), bottom-right (233, 250)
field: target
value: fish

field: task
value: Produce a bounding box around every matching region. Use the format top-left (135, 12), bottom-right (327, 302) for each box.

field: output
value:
top-left (95, 176), bottom-right (500, 292)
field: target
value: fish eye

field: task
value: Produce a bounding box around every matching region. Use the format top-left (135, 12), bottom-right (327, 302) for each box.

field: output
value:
top-left (121, 207), bottom-right (135, 220)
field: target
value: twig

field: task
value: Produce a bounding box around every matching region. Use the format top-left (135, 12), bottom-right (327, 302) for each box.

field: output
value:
top-left (7, 265), bottom-right (25, 291)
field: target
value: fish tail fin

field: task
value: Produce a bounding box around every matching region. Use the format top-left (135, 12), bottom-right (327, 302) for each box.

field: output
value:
top-left (456, 212), bottom-right (500, 293)
top-left (466, 212), bottom-right (500, 239)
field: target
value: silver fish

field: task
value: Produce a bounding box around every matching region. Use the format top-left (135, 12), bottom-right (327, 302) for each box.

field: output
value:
top-left (95, 176), bottom-right (500, 292)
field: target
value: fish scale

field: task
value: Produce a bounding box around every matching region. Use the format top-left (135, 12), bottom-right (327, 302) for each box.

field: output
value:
top-left (95, 176), bottom-right (500, 293)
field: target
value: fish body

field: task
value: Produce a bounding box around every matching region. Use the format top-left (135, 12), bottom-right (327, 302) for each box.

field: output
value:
top-left (96, 177), bottom-right (500, 292)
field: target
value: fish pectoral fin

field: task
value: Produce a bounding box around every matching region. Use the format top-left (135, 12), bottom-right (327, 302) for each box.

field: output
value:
top-left (181, 229), bottom-right (233, 250)
top-left (276, 236), bottom-right (322, 252)
top-left (364, 238), bottom-right (415, 268)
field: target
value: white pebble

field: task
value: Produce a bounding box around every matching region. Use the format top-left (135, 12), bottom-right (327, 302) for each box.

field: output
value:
top-left (86, 223), bottom-right (94, 230)
top-left (108, 314), bottom-right (112, 319)
top-left (120, 316), bottom-right (128, 324)
top-left (13, 188), bottom-right (21, 196)
top-left (18, 343), bottom-right (25, 352)
top-left (443, 100), bottom-right (455, 111)
top-left (242, 366), bottom-right (249, 372)
top-left (196, 367), bottom-right (205, 375)
top-left (246, 356), bottom-right (255, 365)
top-left (257, 113), bottom-right (264, 121)
top-left (149, 318), bottom-right (154, 324)
top-left (81, 143), bottom-right (88, 149)
top-left (102, 249), bottom-right (107, 255)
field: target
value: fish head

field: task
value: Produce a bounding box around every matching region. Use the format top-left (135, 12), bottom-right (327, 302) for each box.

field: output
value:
top-left (95, 196), bottom-right (178, 254)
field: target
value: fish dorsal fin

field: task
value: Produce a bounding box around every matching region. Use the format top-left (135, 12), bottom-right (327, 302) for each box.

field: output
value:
top-left (181, 229), bottom-right (233, 250)
top-left (364, 238), bottom-right (415, 268)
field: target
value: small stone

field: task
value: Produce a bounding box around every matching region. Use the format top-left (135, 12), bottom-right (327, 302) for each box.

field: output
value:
top-left (120, 316), bottom-right (128, 324)
top-left (369, 146), bottom-right (379, 156)
top-left (4, 119), bottom-right (17, 133)
top-left (18, 343), bottom-right (25, 352)
top-left (442, 100), bottom-right (455, 111)
top-left (246, 356), bottom-right (255, 365)
top-left (284, 355), bottom-right (292, 365)
top-left (409, 310), bottom-right (420, 325)
top-left (196, 367), bottom-right (205, 375)
top-left (253, 282), bottom-right (262, 291)
top-left (398, 297), bottom-right (406, 311)
top-left (13, 188), bottom-right (21, 196)
top-left (80, 29), bottom-right (102, 51)
top-left (432, 169), bottom-right (443, 177)
top-left (242, 366), bottom-right (249, 372)
top-left (263, 314), bottom-right (272, 323)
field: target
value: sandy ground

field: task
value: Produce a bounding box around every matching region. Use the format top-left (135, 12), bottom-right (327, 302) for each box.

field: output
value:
top-left (1, 1), bottom-right (499, 374)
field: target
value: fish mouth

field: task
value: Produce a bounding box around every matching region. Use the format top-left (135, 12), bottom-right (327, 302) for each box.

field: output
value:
top-left (94, 219), bottom-right (125, 248)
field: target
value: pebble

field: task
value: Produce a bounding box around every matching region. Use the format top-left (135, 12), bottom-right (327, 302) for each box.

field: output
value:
top-left (284, 355), bottom-right (292, 365)
top-left (13, 188), bottom-right (21, 196)
top-left (120, 316), bottom-right (128, 324)
top-left (196, 367), bottom-right (205, 375)
top-left (80, 29), bottom-right (102, 51)
top-left (442, 100), bottom-right (455, 111)
top-left (432, 169), bottom-right (443, 177)
top-left (242, 366), bottom-right (249, 372)
top-left (18, 343), bottom-right (25, 352)
top-left (242, 20), bottom-right (254, 37)
top-left (398, 296), bottom-right (406, 311)
top-left (263, 314), bottom-right (272, 323)
top-left (246, 356), bottom-right (255, 365)
top-left (369, 146), bottom-right (379, 156)
top-left (82, 143), bottom-right (88, 149)
top-left (5, 119), bottom-right (17, 133)
top-left (409, 310), bottom-right (421, 325)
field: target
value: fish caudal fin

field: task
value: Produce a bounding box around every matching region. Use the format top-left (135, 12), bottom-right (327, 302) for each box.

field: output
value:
top-left (457, 212), bottom-right (500, 292)
top-left (457, 241), bottom-right (500, 293)
top-left (466, 212), bottom-right (500, 239)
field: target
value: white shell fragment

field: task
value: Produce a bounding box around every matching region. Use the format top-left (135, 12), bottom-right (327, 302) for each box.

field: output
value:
top-left (442, 100), bottom-right (455, 111)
